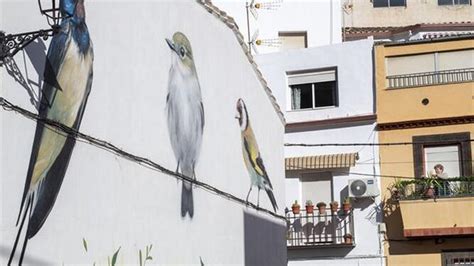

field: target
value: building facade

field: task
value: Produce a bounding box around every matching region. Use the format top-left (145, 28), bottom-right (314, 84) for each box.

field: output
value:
top-left (256, 39), bottom-right (384, 265)
top-left (375, 36), bottom-right (474, 266)
top-left (212, 0), bottom-right (342, 53)
top-left (1, 1), bottom-right (286, 265)
top-left (343, 0), bottom-right (474, 28)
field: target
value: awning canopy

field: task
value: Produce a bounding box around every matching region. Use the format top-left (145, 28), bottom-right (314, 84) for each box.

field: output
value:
top-left (285, 153), bottom-right (359, 171)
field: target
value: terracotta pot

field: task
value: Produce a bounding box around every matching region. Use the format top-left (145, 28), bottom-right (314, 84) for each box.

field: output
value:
top-left (343, 203), bottom-right (351, 213)
top-left (344, 236), bottom-right (353, 244)
top-left (318, 206), bottom-right (326, 214)
top-left (292, 205), bottom-right (300, 215)
top-left (425, 187), bottom-right (435, 198)
top-left (305, 205), bottom-right (314, 214)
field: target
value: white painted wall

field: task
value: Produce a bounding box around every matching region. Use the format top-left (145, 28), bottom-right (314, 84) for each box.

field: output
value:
top-left (255, 39), bottom-right (383, 265)
top-left (256, 39), bottom-right (375, 124)
top-left (212, 0), bottom-right (342, 53)
top-left (1, 1), bottom-right (285, 265)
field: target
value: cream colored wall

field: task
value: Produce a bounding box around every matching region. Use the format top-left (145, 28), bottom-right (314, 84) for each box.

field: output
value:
top-left (399, 197), bottom-right (474, 230)
top-left (375, 39), bottom-right (474, 124)
top-left (343, 0), bottom-right (474, 27)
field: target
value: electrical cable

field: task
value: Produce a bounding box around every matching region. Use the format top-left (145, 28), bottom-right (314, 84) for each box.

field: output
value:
top-left (285, 139), bottom-right (474, 147)
top-left (0, 97), bottom-right (286, 222)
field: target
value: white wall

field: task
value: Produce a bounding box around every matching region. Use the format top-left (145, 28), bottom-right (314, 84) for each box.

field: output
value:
top-left (212, 0), bottom-right (342, 53)
top-left (1, 0), bottom-right (285, 265)
top-left (255, 39), bottom-right (383, 264)
top-left (256, 39), bottom-right (375, 124)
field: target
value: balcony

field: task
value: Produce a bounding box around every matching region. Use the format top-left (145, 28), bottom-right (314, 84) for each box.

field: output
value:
top-left (393, 178), bottom-right (474, 238)
top-left (387, 68), bottom-right (474, 89)
top-left (286, 209), bottom-right (355, 249)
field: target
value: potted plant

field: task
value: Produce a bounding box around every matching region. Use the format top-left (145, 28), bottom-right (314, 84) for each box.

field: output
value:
top-left (291, 200), bottom-right (301, 214)
top-left (342, 197), bottom-right (351, 213)
top-left (343, 233), bottom-right (353, 244)
top-left (391, 179), bottom-right (404, 200)
top-left (329, 201), bottom-right (339, 213)
top-left (316, 202), bottom-right (326, 214)
top-left (305, 200), bottom-right (314, 214)
top-left (424, 177), bottom-right (441, 198)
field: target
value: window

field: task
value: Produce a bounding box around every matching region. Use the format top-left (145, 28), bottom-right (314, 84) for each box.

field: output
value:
top-left (438, 0), bottom-right (471, 5)
top-left (413, 132), bottom-right (472, 178)
top-left (442, 251), bottom-right (474, 266)
top-left (386, 49), bottom-right (474, 88)
top-left (373, 0), bottom-right (406, 7)
top-left (288, 68), bottom-right (338, 110)
top-left (301, 172), bottom-right (332, 204)
top-left (278, 31), bottom-right (307, 51)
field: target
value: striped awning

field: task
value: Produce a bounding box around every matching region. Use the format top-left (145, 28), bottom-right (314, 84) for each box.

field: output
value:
top-left (285, 153), bottom-right (359, 171)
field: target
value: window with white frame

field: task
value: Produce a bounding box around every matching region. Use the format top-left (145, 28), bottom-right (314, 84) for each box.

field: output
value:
top-left (438, 0), bottom-right (471, 5)
top-left (288, 69), bottom-right (338, 110)
top-left (373, 0), bottom-right (406, 8)
top-left (424, 145), bottom-right (461, 178)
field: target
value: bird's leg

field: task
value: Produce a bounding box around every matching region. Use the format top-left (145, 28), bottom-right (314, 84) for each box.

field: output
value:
top-left (246, 186), bottom-right (253, 204)
top-left (257, 188), bottom-right (261, 208)
top-left (175, 162), bottom-right (180, 184)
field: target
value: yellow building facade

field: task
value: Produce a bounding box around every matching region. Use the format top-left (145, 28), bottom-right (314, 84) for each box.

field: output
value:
top-left (375, 37), bottom-right (474, 266)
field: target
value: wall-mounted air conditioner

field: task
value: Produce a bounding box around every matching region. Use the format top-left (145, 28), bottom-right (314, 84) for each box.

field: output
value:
top-left (348, 178), bottom-right (380, 198)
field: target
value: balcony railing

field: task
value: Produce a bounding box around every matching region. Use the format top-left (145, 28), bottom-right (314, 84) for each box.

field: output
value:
top-left (286, 209), bottom-right (354, 248)
top-left (387, 68), bottom-right (474, 89)
top-left (393, 177), bottom-right (474, 201)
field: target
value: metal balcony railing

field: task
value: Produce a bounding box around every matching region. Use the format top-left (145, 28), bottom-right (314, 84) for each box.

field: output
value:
top-left (393, 178), bottom-right (474, 201)
top-left (286, 208), bottom-right (354, 248)
top-left (387, 68), bottom-right (474, 89)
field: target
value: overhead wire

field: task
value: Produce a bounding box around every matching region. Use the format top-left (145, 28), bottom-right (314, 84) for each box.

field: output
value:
top-left (0, 97), bottom-right (286, 222)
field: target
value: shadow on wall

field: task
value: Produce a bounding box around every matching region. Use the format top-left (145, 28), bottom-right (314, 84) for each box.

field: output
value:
top-left (3, 38), bottom-right (49, 110)
top-left (0, 245), bottom-right (50, 266)
top-left (244, 211), bottom-right (287, 266)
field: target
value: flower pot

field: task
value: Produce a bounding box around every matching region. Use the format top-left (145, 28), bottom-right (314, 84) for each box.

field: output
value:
top-left (344, 236), bottom-right (353, 244)
top-left (305, 205), bottom-right (314, 214)
top-left (317, 206), bottom-right (326, 215)
top-left (343, 203), bottom-right (351, 213)
top-left (425, 187), bottom-right (435, 198)
top-left (292, 205), bottom-right (300, 215)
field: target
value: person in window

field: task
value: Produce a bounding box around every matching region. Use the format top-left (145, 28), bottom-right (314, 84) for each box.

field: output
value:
top-left (434, 164), bottom-right (450, 196)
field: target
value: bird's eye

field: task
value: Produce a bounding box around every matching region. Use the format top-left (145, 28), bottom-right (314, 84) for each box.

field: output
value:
top-left (180, 47), bottom-right (186, 58)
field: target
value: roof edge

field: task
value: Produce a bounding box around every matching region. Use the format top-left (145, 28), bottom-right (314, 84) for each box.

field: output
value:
top-left (196, 0), bottom-right (286, 125)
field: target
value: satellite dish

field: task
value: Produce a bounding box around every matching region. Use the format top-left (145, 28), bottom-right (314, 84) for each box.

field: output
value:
top-left (250, 29), bottom-right (260, 54)
top-left (249, 0), bottom-right (259, 19)
top-left (350, 179), bottom-right (367, 197)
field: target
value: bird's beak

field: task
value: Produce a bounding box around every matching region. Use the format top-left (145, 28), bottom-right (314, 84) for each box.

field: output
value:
top-left (166, 38), bottom-right (177, 53)
top-left (235, 113), bottom-right (240, 120)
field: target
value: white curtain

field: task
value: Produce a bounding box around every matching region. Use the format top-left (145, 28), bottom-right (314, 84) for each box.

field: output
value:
top-left (291, 87), bottom-right (301, 110)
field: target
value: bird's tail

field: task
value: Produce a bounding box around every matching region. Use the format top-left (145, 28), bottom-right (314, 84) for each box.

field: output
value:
top-left (8, 196), bottom-right (32, 266)
top-left (265, 188), bottom-right (278, 213)
top-left (181, 166), bottom-right (194, 218)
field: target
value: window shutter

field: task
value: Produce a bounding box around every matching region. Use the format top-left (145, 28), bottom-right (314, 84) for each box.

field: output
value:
top-left (437, 49), bottom-right (474, 71)
top-left (386, 54), bottom-right (436, 76)
top-left (288, 70), bottom-right (336, 85)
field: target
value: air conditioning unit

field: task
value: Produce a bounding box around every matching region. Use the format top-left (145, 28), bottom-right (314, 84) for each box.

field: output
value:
top-left (348, 178), bottom-right (380, 198)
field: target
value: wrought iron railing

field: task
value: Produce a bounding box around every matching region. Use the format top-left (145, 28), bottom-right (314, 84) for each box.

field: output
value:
top-left (392, 178), bottom-right (474, 201)
top-left (387, 68), bottom-right (474, 89)
top-left (286, 209), bottom-right (354, 248)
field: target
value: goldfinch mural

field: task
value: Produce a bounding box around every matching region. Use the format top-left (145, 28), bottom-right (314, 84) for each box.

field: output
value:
top-left (235, 98), bottom-right (278, 212)
top-left (165, 32), bottom-right (205, 218)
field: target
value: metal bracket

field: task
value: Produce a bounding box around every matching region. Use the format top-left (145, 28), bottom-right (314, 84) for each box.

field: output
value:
top-left (0, 27), bottom-right (58, 64)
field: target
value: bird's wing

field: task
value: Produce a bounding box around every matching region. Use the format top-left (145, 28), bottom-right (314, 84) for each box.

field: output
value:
top-left (256, 155), bottom-right (273, 190)
top-left (27, 47), bottom-right (93, 239)
top-left (15, 27), bottom-right (70, 225)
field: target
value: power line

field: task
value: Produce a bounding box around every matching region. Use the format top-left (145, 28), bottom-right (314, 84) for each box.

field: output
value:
top-left (285, 139), bottom-right (474, 147)
top-left (0, 97), bottom-right (286, 222)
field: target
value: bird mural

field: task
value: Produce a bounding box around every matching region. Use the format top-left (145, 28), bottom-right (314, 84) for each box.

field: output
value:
top-left (8, 0), bottom-right (93, 264)
top-left (235, 99), bottom-right (278, 212)
top-left (165, 32), bottom-right (205, 218)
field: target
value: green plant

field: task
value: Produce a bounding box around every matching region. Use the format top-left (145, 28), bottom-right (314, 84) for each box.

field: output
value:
top-left (108, 247), bottom-right (121, 266)
top-left (292, 200), bottom-right (300, 207)
top-left (139, 245), bottom-right (153, 266)
top-left (305, 200), bottom-right (313, 206)
top-left (343, 197), bottom-right (351, 204)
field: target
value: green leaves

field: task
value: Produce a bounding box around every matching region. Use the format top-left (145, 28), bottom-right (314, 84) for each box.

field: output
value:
top-left (111, 247), bottom-right (121, 266)
top-left (82, 238), bottom-right (88, 253)
top-left (139, 244), bottom-right (154, 266)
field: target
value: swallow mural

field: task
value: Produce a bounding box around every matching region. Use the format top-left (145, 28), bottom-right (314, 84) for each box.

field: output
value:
top-left (165, 32), bottom-right (205, 218)
top-left (8, 0), bottom-right (93, 264)
top-left (235, 99), bottom-right (278, 212)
